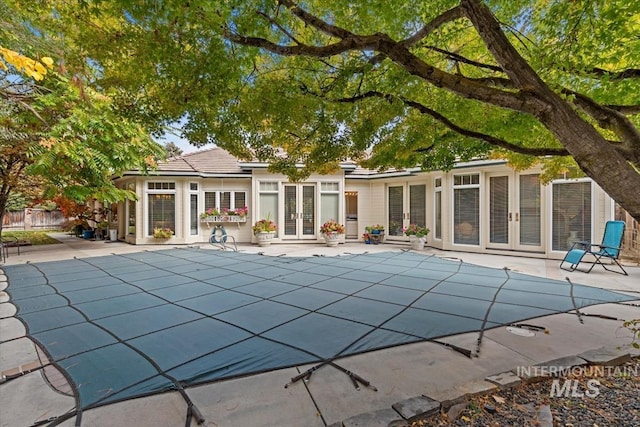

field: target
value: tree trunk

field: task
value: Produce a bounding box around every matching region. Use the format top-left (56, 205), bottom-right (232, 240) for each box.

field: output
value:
top-left (0, 185), bottom-right (10, 239)
top-left (460, 0), bottom-right (640, 222)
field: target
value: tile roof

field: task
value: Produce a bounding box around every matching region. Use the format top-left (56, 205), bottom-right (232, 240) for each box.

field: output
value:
top-left (133, 147), bottom-right (501, 178)
top-left (155, 147), bottom-right (250, 175)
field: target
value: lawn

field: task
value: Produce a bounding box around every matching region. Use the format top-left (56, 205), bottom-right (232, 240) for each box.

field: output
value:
top-left (1, 230), bottom-right (62, 245)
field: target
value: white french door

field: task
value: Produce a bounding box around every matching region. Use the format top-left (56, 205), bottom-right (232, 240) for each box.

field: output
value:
top-left (486, 173), bottom-right (542, 251)
top-left (283, 184), bottom-right (316, 239)
top-left (387, 184), bottom-right (426, 239)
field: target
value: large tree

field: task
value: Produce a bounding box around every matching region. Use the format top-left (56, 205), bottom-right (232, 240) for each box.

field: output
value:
top-left (10, 0), bottom-right (640, 219)
top-left (0, 44), bottom-right (164, 233)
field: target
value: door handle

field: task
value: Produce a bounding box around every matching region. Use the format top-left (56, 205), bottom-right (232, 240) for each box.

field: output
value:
top-left (515, 213), bottom-right (520, 221)
top-left (509, 213), bottom-right (512, 221)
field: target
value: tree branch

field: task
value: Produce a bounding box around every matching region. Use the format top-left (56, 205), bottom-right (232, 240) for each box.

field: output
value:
top-left (334, 90), bottom-right (570, 157)
top-left (225, 2), bottom-right (552, 117)
top-left (606, 104), bottom-right (640, 115)
top-left (462, 76), bottom-right (514, 88)
top-left (425, 45), bottom-right (503, 73)
top-left (276, 0), bottom-right (355, 40)
top-left (223, 30), bottom-right (379, 57)
top-left (564, 89), bottom-right (640, 162)
top-left (590, 67), bottom-right (640, 80)
top-left (369, 7), bottom-right (463, 66)
top-left (255, 10), bottom-right (301, 45)
top-left (401, 6), bottom-right (463, 48)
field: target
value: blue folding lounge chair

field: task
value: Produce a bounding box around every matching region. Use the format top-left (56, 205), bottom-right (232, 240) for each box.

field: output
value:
top-left (560, 220), bottom-right (628, 275)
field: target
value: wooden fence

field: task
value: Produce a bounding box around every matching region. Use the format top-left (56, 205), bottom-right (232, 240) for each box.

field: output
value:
top-left (616, 207), bottom-right (640, 263)
top-left (2, 209), bottom-right (67, 230)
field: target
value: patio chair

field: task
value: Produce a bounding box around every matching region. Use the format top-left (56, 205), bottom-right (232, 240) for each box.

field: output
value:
top-left (560, 220), bottom-right (628, 275)
top-left (0, 236), bottom-right (20, 263)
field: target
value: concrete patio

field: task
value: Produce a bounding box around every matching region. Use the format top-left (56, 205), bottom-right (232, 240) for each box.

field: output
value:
top-left (1, 234), bottom-right (639, 427)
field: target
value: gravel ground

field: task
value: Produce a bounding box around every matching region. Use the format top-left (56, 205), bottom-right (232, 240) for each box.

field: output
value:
top-left (412, 357), bottom-right (640, 427)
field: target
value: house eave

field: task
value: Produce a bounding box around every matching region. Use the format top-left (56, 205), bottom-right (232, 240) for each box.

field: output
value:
top-left (116, 171), bottom-right (252, 179)
top-left (238, 162), bottom-right (357, 171)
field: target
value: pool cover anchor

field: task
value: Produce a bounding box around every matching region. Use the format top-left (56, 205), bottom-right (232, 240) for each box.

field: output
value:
top-left (431, 339), bottom-right (473, 359)
top-left (0, 360), bottom-right (51, 384)
top-left (509, 323), bottom-right (547, 333)
top-left (285, 360), bottom-right (378, 392)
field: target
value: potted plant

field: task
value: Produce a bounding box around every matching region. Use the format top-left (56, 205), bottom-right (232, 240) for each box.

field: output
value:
top-left (253, 215), bottom-right (277, 247)
top-left (200, 207), bottom-right (221, 221)
top-left (320, 219), bottom-right (345, 247)
top-left (96, 220), bottom-right (110, 240)
top-left (365, 225), bottom-right (385, 244)
top-left (403, 224), bottom-right (430, 250)
top-left (201, 206), bottom-right (248, 223)
top-left (153, 227), bottom-right (174, 239)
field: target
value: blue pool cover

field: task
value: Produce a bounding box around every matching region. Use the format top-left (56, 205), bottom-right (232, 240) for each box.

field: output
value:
top-left (3, 249), bottom-right (635, 411)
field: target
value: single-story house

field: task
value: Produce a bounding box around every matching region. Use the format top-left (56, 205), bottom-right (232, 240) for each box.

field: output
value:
top-left (112, 147), bottom-right (619, 260)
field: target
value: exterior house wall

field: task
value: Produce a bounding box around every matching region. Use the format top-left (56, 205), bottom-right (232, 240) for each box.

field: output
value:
top-left (115, 151), bottom-right (619, 260)
top-left (116, 176), bottom-right (253, 245)
top-left (251, 169), bottom-right (346, 244)
top-left (197, 177), bottom-right (253, 245)
top-left (343, 180), bottom-right (373, 240)
top-left (355, 179), bottom-right (387, 237)
top-left (348, 162), bottom-right (615, 259)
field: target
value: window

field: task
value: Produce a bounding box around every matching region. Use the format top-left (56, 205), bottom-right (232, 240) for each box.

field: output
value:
top-left (127, 183), bottom-right (136, 235)
top-left (519, 175), bottom-right (541, 246)
top-left (552, 181), bottom-right (591, 251)
top-left (453, 174), bottom-right (480, 245)
top-left (454, 174), bottom-right (479, 186)
top-left (434, 178), bottom-right (442, 240)
top-left (258, 181), bottom-right (278, 225)
top-left (345, 191), bottom-right (358, 220)
top-left (409, 184), bottom-right (426, 228)
top-left (189, 183), bottom-right (198, 236)
top-left (489, 176), bottom-right (509, 244)
top-left (320, 182), bottom-right (340, 225)
top-left (147, 182), bottom-right (175, 236)
top-left (203, 191), bottom-right (247, 211)
top-left (148, 182), bottom-right (175, 190)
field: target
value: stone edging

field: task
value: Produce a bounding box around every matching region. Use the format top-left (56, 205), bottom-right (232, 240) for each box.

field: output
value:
top-left (328, 346), bottom-right (634, 427)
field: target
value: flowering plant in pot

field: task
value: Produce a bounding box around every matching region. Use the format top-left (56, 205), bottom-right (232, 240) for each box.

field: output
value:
top-left (201, 207), bottom-right (248, 219)
top-left (365, 224), bottom-right (385, 234)
top-left (253, 218), bottom-right (277, 234)
top-left (200, 207), bottom-right (221, 219)
top-left (153, 227), bottom-right (173, 239)
top-left (320, 219), bottom-right (345, 235)
top-left (365, 224), bottom-right (385, 244)
top-left (320, 219), bottom-right (344, 247)
top-left (402, 224), bottom-right (430, 238)
top-left (253, 215), bottom-right (277, 247)
top-left (403, 224), bottom-right (430, 250)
